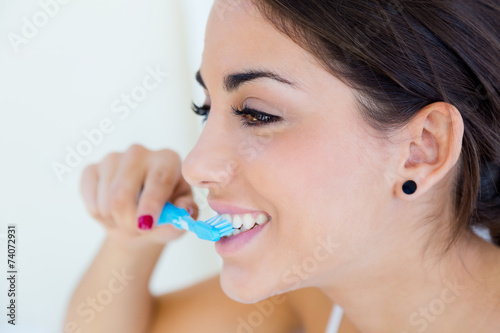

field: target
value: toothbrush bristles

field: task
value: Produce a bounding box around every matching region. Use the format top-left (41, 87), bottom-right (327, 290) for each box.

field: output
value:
top-left (206, 216), bottom-right (220, 225)
top-left (202, 215), bottom-right (234, 235)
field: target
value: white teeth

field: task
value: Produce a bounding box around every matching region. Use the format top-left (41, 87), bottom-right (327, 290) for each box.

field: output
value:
top-left (219, 212), bottom-right (271, 236)
top-left (242, 213), bottom-right (256, 229)
top-left (232, 214), bottom-right (243, 229)
top-left (256, 213), bottom-right (268, 225)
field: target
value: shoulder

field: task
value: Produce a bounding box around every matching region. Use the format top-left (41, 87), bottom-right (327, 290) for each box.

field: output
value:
top-left (150, 274), bottom-right (301, 333)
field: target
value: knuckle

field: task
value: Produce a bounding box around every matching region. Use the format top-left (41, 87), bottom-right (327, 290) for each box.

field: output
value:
top-left (164, 149), bottom-right (182, 165)
top-left (108, 184), bottom-right (132, 210)
top-left (150, 167), bottom-right (175, 187)
top-left (100, 152), bottom-right (120, 168)
top-left (88, 207), bottom-right (101, 220)
top-left (127, 144), bottom-right (147, 156)
top-left (156, 148), bottom-right (182, 167)
top-left (98, 207), bottom-right (113, 222)
top-left (96, 198), bottom-right (112, 221)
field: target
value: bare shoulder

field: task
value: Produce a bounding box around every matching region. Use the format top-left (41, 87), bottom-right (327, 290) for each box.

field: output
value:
top-left (150, 274), bottom-right (301, 333)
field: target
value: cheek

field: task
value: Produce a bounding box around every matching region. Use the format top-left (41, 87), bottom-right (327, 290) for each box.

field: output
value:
top-left (262, 124), bottom-right (365, 217)
top-left (251, 121), bottom-right (387, 256)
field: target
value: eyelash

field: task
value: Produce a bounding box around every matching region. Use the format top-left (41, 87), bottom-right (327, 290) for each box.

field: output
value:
top-left (191, 102), bottom-right (281, 128)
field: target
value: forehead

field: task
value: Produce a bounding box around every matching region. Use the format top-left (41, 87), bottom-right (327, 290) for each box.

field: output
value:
top-left (201, 0), bottom-right (323, 89)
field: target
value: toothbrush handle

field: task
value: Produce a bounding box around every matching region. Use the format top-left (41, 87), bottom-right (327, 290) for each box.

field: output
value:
top-left (137, 190), bottom-right (191, 229)
top-left (157, 202), bottom-right (194, 230)
top-left (157, 202), bottom-right (222, 241)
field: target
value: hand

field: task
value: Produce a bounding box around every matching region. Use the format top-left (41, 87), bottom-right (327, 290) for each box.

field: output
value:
top-left (79, 144), bottom-right (199, 248)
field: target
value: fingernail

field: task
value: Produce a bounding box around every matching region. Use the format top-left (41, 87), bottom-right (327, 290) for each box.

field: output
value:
top-left (138, 215), bottom-right (153, 230)
top-left (179, 204), bottom-right (194, 216)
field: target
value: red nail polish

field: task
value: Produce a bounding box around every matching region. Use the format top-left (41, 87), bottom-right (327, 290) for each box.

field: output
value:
top-left (138, 215), bottom-right (153, 230)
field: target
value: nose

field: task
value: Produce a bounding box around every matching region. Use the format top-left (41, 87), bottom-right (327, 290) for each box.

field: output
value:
top-left (182, 112), bottom-right (239, 192)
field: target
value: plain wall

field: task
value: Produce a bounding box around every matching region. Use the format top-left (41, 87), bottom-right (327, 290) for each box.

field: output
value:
top-left (0, 0), bottom-right (218, 331)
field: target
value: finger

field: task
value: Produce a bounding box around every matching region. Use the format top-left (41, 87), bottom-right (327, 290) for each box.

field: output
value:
top-left (108, 148), bottom-right (148, 235)
top-left (171, 173), bottom-right (193, 198)
top-left (80, 164), bottom-right (99, 219)
top-left (172, 192), bottom-right (199, 221)
top-left (136, 150), bottom-right (183, 232)
top-left (95, 153), bottom-right (121, 228)
top-left (170, 175), bottom-right (198, 219)
top-left (148, 177), bottom-right (195, 243)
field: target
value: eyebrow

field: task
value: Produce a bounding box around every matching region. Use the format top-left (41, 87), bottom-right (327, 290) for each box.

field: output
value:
top-left (195, 69), bottom-right (299, 92)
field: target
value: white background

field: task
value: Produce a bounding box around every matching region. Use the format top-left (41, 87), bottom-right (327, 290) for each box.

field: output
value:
top-left (0, 0), bottom-right (218, 331)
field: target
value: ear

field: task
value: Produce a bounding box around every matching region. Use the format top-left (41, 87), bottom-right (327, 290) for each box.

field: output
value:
top-left (394, 102), bottom-right (464, 200)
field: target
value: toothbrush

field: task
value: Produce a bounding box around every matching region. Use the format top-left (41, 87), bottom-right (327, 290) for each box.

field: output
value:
top-left (157, 202), bottom-right (234, 241)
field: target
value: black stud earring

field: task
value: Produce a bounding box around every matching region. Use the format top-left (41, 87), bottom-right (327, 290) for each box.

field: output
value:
top-left (402, 180), bottom-right (417, 195)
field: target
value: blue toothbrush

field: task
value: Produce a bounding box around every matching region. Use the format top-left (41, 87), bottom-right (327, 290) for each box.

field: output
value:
top-left (157, 202), bottom-right (234, 241)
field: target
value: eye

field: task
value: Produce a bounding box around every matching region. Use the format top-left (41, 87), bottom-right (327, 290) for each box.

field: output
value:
top-left (191, 102), bottom-right (210, 125)
top-left (191, 102), bottom-right (282, 129)
top-left (230, 105), bottom-right (281, 128)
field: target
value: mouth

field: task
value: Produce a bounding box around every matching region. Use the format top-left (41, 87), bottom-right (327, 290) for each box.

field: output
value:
top-left (215, 214), bottom-right (271, 256)
top-left (220, 212), bottom-right (272, 238)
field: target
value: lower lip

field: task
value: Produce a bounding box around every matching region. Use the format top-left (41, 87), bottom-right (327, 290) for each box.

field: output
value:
top-left (215, 221), bottom-right (270, 256)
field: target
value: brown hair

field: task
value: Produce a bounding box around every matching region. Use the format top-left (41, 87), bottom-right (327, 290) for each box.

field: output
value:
top-left (254, 0), bottom-right (500, 250)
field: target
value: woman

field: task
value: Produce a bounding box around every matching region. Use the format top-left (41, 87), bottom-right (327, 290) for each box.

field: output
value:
top-left (65, 0), bottom-right (500, 332)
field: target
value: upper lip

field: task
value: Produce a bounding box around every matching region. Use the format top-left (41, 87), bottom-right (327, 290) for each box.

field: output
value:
top-left (207, 200), bottom-right (271, 219)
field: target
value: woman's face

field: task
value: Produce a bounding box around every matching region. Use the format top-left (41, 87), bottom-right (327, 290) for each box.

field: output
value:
top-left (182, 0), bottom-right (399, 303)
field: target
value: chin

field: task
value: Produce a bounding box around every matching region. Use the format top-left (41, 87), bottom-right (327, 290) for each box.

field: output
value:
top-left (219, 263), bottom-right (298, 304)
top-left (219, 269), bottom-right (268, 303)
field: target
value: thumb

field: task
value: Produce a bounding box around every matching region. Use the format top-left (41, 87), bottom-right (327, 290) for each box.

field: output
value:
top-left (172, 194), bottom-right (199, 221)
top-left (144, 193), bottom-right (198, 245)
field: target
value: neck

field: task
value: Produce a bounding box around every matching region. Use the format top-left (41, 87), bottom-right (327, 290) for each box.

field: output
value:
top-left (320, 232), bottom-right (500, 333)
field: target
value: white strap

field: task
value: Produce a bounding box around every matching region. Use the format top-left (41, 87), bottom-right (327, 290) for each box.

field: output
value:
top-left (325, 304), bottom-right (343, 333)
